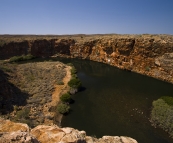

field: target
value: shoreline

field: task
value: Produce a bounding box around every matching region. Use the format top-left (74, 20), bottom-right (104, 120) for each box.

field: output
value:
top-left (50, 65), bottom-right (71, 126)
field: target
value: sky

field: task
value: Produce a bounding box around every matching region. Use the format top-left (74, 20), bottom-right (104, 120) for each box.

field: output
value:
top-left (0, 0), bottom-right (173, 35)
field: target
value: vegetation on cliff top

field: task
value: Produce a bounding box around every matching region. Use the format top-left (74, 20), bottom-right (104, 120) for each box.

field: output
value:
top-left (0, 34), bottom-right (173, 47)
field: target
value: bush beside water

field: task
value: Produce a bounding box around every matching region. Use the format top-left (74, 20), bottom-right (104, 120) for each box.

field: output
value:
top-left (57, 64), bottom-right (82, 115)
top-left (60, 93), bottom-right (71, 103)
top-left (68, 78), bottom-right (82, 89)
top-left (67, 64), bottom-right (82, 95)
top-left (151, 96), bottom-right (173, 137)
top-left (161, 96), bottom-right (173, 106)
top-left (9, 54), bottom-right (35, 62)
top-left (57, 103), bottom-right (70, 114)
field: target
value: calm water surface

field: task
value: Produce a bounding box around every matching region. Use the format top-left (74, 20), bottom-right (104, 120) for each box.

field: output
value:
top-left (53, 58), bottom-right (173, 143)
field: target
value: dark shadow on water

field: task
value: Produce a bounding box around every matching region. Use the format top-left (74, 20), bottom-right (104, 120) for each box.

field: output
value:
top-left (79, 86), bottom-right (86, 92)
top-left (70, 99), bottom-right (75, 104)
top-left (63, 109), bottom-right (74, 116)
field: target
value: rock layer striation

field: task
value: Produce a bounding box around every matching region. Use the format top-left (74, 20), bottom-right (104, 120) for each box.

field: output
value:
top-left (0, 35), bottom-right (172, 83)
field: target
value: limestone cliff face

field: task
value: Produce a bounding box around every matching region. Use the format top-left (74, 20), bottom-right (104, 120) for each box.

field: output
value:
top-left (0, 35), bottom-right (173, 83)
top-left (70, 37), bottom-right (173, 83)
top-left (0, 118), bottom-right (138, 143)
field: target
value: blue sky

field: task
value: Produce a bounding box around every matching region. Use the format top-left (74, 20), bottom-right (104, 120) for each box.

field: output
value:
top-left (0, 0), bottom-right (173, 35)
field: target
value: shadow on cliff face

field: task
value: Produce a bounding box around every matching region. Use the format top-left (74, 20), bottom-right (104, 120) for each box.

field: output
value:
top-left (0, 69), bottom-right (29, 114)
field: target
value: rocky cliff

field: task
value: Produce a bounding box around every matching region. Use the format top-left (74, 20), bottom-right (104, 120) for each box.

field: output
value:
top-left (0, 34), bottom-right (173, 83)
top-left (0, 118), bottom-right (138, 143)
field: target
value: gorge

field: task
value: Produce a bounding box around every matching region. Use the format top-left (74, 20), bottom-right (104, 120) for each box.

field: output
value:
top-left (0, 34), bottom-right (173, 84)
top-left (0, 34), bottom-right (173, 143)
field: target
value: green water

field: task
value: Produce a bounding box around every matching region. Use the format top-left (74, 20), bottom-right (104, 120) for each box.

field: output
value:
top-left (53, 58), bottom-right (173, 143)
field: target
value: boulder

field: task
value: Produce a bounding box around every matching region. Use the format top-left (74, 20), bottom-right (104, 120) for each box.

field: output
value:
top-left (0, 118), bottom-right (29, 132)
top-left (0, 131), bottom-right (39, 143)
top-left (31, 125), bottom-right (65, 143)
top-left (0, 118), bottom-right (138, 143)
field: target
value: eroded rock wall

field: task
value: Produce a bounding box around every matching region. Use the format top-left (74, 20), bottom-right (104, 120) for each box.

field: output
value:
top-left (0, 41), bottom-right (30, 59)
top-left (70, 37), bottom-right (173, 83)
top-left (0, 35), bottom-right (173, 83)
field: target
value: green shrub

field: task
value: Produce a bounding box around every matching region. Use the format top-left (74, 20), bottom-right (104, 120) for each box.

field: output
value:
top-left (151, 98), bottom-right (173, 137)
top-left (16, 108), bottom-right (30, 119)
top-left (20, 119), bottom-right (33, 127)
top-left (71, 74), bottom-right (77, 79)
top-left (23, 54), bottom-right (35, 60)
top-left (57, 103), bottom-right (70, 114)
top-left (9, 54), bottom-right (35, 62)
top-left (161, 96), bottom-right (173, 106)
top-left (60, 93), bottom-right (71, 103)
top-left (10, 56), bottom-right (23, 62)
top-left (67, 63), bottom-right (73, 66)
top-left (71, 66), bottom-right (77, 74)
top-left (67, 63), bottom-right (77, 76)
top-left (68, 78), bottom-right (82, 89)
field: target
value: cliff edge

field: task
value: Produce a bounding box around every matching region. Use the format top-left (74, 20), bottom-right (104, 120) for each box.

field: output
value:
top-left (0, 34), bottom-right (172, 84)
top-left (0, 118), bottom-right (138, 143)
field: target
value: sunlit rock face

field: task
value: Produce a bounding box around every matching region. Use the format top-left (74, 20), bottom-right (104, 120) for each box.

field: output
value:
top-left (0, 118), bottom-right (138, 143)
top-left (0, 35), bottom-right (173, 83)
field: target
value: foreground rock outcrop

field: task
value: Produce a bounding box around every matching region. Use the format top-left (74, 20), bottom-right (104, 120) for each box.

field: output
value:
top-left (0, 118), bottom-right (138, 143)
top-left (0, 34), bottom-right (172, 84)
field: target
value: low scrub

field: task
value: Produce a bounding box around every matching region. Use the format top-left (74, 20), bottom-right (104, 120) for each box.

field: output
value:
top-left (151, 97), bottom-right (173, 137)
top-left (67, 63), bottom-right (73, 66)
top-left (9, 54), bottom-right (35, 62)
top-left (16, 108), bottom-right (30, 119)
top-left (161, 96), bottom-right (173, 106)
top-left (60, 93), bottom-right (71, 103)
top-left (57, 103), bottom-right (70, 114)
top-left (68, 78), bottom-right (82, 89)
top-left (71, 66), bottom-right (77, 74)
top-left (68, 64), bottom-right (82, 93)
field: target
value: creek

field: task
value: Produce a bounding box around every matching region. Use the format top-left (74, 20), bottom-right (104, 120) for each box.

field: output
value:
top-left (50, 57), bottom-right (173, 143)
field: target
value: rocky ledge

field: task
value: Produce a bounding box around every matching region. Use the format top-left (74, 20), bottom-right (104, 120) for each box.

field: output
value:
top-left (0, 118), bottom-right (138, 143)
